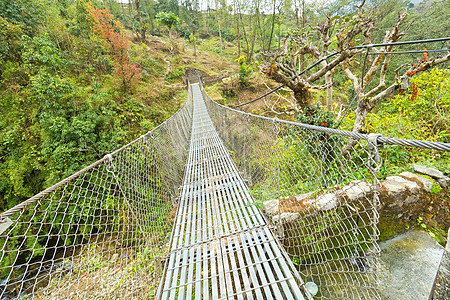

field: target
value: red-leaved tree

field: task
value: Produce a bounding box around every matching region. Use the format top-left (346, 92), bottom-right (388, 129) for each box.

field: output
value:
top-left (86, 2), bottom-right (140, 95)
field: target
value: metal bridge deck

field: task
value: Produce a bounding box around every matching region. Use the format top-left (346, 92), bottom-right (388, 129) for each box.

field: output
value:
top-left (158, 83), bottom-right (306, 299)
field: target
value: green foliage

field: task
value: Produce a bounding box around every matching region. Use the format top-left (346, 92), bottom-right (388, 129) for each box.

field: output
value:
top-left (339, 68), bottom-right (450, 178)
top-left (417, 216), bottom-right (448, 244)
top-left (165, 65), bottom-right (185, 83)
top-left (21, 33), bottom-right (67, 75)
top-left (297, 103), bottom-right (336, 128)
top-left (235, 56), bottom-right (252, 87)
top-left (155, 11), bottom-right (180, 29)
top-left (0, 17), bottom-right (24, 64)
top-left (0, 0), bottom-right (183, 214)
top-left (363, 68), bottom-right (450, 177)
top-left (369, 68), bottom-right (449, 142)
top-left (0, 0), bottom-right (38, 30)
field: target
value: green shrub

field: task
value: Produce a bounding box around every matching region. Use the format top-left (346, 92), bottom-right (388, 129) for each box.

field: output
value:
top-left (235, 56), bottom-right (252, 87)
top-left (165, 65), bottom-right (185, 83)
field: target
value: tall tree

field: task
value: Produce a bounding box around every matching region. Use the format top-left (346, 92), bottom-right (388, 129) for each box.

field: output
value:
top-left (215, 0), bottom-right (223, 63)
top-left (261, 6), bottom-right (371, 109)
top-left (156, 11), bottom-right (180, 52)
top-left (134, 0), bottom-right (146, 41)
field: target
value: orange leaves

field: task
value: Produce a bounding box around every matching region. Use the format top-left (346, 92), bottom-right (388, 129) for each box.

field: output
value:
top-left (86, 2), bottom-right (140, 92)
top-left (86, 2), bottom-right (128, 55)
top-left (410, 82), bottom-right (419, 101)
top-left (406, 49), bottom-right (429, 78)
top-left (422, 49), bottom-right (428, 62)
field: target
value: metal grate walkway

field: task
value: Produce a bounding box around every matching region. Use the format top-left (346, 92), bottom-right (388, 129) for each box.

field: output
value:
top-left (158, 83), bottom-right (308, 299)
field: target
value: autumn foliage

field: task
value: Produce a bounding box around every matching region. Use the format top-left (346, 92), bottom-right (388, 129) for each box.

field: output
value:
top-left (86, 2), bottom-right (140, 93)
top-left (406, 49), bottom-right (429, 77)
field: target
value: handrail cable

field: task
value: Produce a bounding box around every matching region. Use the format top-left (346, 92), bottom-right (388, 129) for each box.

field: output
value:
top-left (206, 89), bottom-right (450, 152)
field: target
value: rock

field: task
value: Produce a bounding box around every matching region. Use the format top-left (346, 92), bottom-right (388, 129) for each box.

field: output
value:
top-left (405, 195), bottom-right (419, 205)
top-left (379, 230), bottom-right (444, 300)
top-left (263, 192), bottom-right (313, 216)
top-left (413, 165), bottom-right (450, 188)
top-left (314, 193), bottom-right (337, 211)
top-left (272, 212), bottom-right (299, 224)
top-left (295, 192), bottom-right (314, 202)
top-left (399, 171), bottom-right (433, 192)
top-left (342, 180), bottom-right (372, 200)
top-left (0, 217), bottom-right (13, 235)
top-left (414, 164), bottom-right (445, 179)
top-left (431, 233), bottom-right (450, 299)
top-left (382, 179), bottom-right (407, 194)
top-left (263, 199), bottom-right (279, 216)
top-left (386, 176), bottom-right (421, 194)
top-left (438, 177), bottom-right (450, 188)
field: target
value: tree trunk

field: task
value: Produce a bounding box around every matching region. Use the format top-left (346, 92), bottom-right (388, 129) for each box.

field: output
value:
top-left (294, 89), bottom-right (312, 110)
top-left (216, 1), bottom-right (223, 64)
top-left (353, 97), bottom-right (369, 133)
top-left (268, 0), bottom-right (276, 51)
top-left (256, 8), bottom-right (265, 52)
top-left (325, 71), bottom-right (333, 111)
top-left (249, 14), bottom-right (257, 61)
top-left (277, 16), bottom-right (281, 49)
top-left (169, 29), bottom-right (174, 54)
top-left (129, 1), bottom-right (137, 38)
top-left (193, 31), bottom-right (197, 56)
top-left (239, 13), bottom-right (250, 61)
top-left (236, 9), bottom-right (241, 57)
top-left (135, 0), bottom-right (145, 41)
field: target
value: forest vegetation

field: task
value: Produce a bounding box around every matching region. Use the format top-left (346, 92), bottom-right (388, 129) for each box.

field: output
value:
top-left (0, 0), bottom-right (449, 213)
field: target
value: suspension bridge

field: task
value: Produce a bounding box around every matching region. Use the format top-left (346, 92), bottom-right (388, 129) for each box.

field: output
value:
top-left (0, 73), bottom-right (449, 299)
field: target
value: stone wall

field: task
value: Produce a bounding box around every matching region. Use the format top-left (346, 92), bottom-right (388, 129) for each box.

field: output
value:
top-left (378, 166), bottom-right (449, 242)
top-left (262, 165), bottom-right (450, 244)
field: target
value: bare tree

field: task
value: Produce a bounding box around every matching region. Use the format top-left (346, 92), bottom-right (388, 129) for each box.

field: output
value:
top-left (134, 0), bottom-right (146, 41)
top-left (341, 10), bottom-right (449, 133)
top-left (215, 0), bottom-right (224, 64)
top-left (262, 1), bottom-right (450, 133)
top-left (262, 6), bottom-right (372, 109)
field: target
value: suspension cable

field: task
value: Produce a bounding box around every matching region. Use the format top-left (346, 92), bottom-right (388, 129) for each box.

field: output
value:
top-left (369, 48), bottom-right (449, 55)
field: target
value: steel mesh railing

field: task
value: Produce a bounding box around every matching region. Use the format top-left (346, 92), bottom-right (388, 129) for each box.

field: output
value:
top-left (0, 87), bottom-right (193, 299)
top-left (201, 82), bottom-right (381, 299)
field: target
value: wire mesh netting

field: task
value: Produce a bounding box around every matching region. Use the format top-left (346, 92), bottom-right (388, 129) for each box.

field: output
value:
top-left (202, 83), bottom-right (381, 299)
top-left (1, 78), bottom-right (384, 300)
top-left (0, 87), bottom-right (193, 299)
